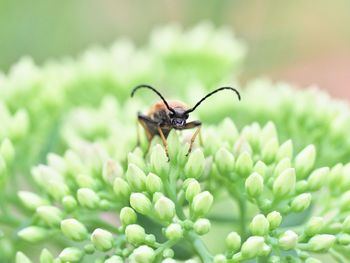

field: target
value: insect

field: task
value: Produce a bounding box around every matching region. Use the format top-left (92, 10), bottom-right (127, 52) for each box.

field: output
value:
top-left (131, 84), bottom-right (241, 157)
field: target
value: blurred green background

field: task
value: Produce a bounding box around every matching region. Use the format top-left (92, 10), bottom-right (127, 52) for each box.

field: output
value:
top-left (1, 0), bottom-right (350, 98)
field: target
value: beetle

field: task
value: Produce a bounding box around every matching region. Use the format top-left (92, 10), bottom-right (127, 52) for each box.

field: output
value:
top-left (131, 84), bottom-right (241, 157)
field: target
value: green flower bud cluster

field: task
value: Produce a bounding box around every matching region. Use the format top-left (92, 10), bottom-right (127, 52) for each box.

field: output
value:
top-left (1, 22), bottom-right (350, 263)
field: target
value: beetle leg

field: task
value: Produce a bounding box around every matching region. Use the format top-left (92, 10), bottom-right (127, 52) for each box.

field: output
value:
top-left (137, 113), bottom-right (157, 152)
top-left (183, 121), bottom-right (202, 156)
top-left (157, 125), bottom-right (169, 159)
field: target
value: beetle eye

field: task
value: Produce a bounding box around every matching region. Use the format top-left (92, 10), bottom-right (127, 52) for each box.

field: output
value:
top-left (184, 114), bottom-right (189, 119)
top-left (169, 112), bottom-right (174, 118)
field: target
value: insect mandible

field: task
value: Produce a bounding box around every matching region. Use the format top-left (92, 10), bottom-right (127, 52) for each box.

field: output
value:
top-left (131, 84), bottom-right (241, 158)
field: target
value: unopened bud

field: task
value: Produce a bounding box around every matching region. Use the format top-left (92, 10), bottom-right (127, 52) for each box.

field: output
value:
top-left (337, 234), bottom-right (350, 246)
top-left (185, 179), bottom-right (201, 202)
top-left (278, 230), bottom-right (298, 250)
top-left (185, 149), bottom-right (205, 179)
top-left (132, 245), bottom-right (155, 263)
top-left (120, 207), bottom-right (137, 226)
top-left (262, 138), bottom-right (279, 164)
top-left (295, 145), bottom-right (316, 179)
top-left (307, 167), bottom-right (329, 191)
top-left (77, 188), bottom-right (100, 209)
top-left (154, 196), bottom-right (175, 222)
top-left (213, 254), bottom-right (227, 263)
top-left (105, 255), bottom-right (124, 263)
top-left (343, 215), bottom-right (350, 233)
top-left (305, 217), bottom-right (325, 236)
top-left (273, 168), bottom-right (296, 197)
top-left (307, 234), bottom-right (336, 252)
top-left (267, 211), bottom-right (282, 230)
top-left (62, 195), bottom-right (77, 212)
top-left (0, 138), bottom-right (15, 163)
top-left (215, 148), bottom-right (235, 173)
top-left (36, 205), bottom-right (63, 227)
top-left (18, 226), bottom-right (47, 243)
top-left (241, 236), bottom-right (265, 259)
top-left (193, 218), bottom-right (211, 235)
top-left (249, 214), bottom-right (270, 236)
top-left (150, 144), bottom-right (169, 176)
top-left (128, 152), bottom-right (146, 171)
top-left (225, 232), bottom-right (241, 252)
top-left (245, 172), bottom-right (264, 197)
top-left (40, 248), bottom-right (54, 263)
top-left (146, 173), bottom-right (163, 193)
top-left (59, 247), bottom-right (83, 262)
top-left (125, 224), bottom-right (146, 245)
top-left (16, 252), bottom-right (32, 263)
top-left (165, 223), bottom-right (183, 240)
top-left (18, 191), bottom-right (48, 211)
top-left (102, 159), bottom-right (123, 184)
top-left (91, 228), bottom-right (114, 251)
top-left (276, 140), bottom-right (293, 160)
top-left (191, 191), bottom-right (213, 217)
top-left (130, 193), bottom-right (152, 215)
top-left (341, 191), bottom-right (350, 210)
top-left (260, 122), bottom-right (277, 145)
top-left (61, 218), bottom-right (88, 241)
top-left (254, 161), bottom-right (267, 178)
top-left (274, 158), bottom-right (291, 177)
top-left (113, 177), bottom-right (131, 200)
top-left (291, 193), bottom-right (312, 212)
top-left (235, 151), bottom-right (253, 176)
top-left (126, 164), bottom-right (147, 191)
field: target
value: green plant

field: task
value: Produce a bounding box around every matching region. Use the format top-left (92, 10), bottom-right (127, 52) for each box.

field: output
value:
top-left (0, 23), bottom-right (350, 263)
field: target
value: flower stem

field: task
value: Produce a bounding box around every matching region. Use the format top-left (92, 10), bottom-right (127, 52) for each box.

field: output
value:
top-left (187, 231), bottom-right (213, 263)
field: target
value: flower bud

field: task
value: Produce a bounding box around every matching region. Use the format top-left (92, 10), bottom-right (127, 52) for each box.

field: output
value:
top-left (128, 152), bottom-right (146, 171)
top-left (150, 144), bottom-right (169, 175)
top-left (262, 138), bottom-right (279, 164)
top-left (278, 230), bottom-right (298, 250)
top-left (113, 177), bottom-right (131, 200)
top-left (185, 149), bottom-right (205, 179)
top-left (18, 191), bottom-right (49, 211)
top-left (267, 211), bottom-right (282, 230)
top-left (185, 179), bottom-right (201, 202)
top-left (307, 234), bottom-right (336, 252)
top-left (193, 218), bottom-right (211, 235)
top-left (84, 244), bottom-right (95, 254)
top-left (274, 158), bottom-right (291, 177)
top-left (62, 195), bottom-right (77, 212)
top-left (295, 145), bottom-right (316, 179)
top-left (305, 258), bottom-right (322, 263)
top-left (36, 205), bottom-right (63, 227)
top-left (105, 255), bottom-right (124, 263)
top-left (0, 156), bottom-right (6, 176)
top-left (165, 223), bottom-right (183, 240)
top-left (296, 180), bottom-right (308, 193)
top-left (125, 224), bottom-right (146, 245)
top-left (276, 140), bottom-right (293, 161)
top-left (102, 159), bottom-right (123, 184)
top-left (215, 147), bottom-right (235, 173)
top-left (290, 193), bottom-right (312, 213)
top-left (307, 167), bottom-right (329, 191)
top-left (341, 190), bottom-right (350, 210)
top-left (120, 207), bottom-right (137, 226)
top-left (40, 248), bottom-right (54, 263)
top-left (245, 172), bottom-right (264, 197)
top-left (126, 164), bottom-right (147, 191)
top-left (146, 173), bottom-right (163, 193)
top-left (225, 232), bottom-right (241, 252)
top-left (241, 236), bottom-right (265, 259)
top-left (254, 161), bottom-right (267, 178)
top-left (305, 217), bottom-right (325, 236)
top-left (47, 180), bottom-right (70, 201)
top-left (273, 168), bottom-right (296, 197)
top-left (132, 245), bottom-right (155, 263)
top-left (16, 252), bottom-right (32, 263)
top-left (18, 226), bottom-right (47, 243)
top-left (0, 138), bottom-right (14, 163)
top-left (163, 248), bottom-right (174, 259)
top-left (61, 218), bottom-right (88, 241)
top-left (59, 247), bottom-right (83, 262)
top-left (91, 228), bottom-right (114, 251)
top-left (10, 109), bottom-right (29, 140)
top-left (337, 234), bottom-right (350, 246)
top-left (260, 122), bottom-right (277, 145)
top-left (220, 118), bottom-right (239, 144)
top-left (343, 215), bottom-right (350, 233)
top-left (191, 191), bottom-right (213, 217)
top-left (154, 196), bottom-right (176, 222)
top-left (130, 193), bottom-right (152, 215)
top-left (77, 188), bottom-right (100, 209)
top-left (235, 151), bottom-right (253, 176)
top-left (213, 254), bottom-right (227, 263)
top-left (249, 214), bottom-right (270, 236)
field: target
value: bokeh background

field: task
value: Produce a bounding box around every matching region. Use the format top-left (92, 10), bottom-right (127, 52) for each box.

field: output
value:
top-left (1, 0), bottom-right (349, 98)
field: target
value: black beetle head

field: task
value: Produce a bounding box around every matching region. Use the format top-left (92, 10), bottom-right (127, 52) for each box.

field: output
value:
top-left (169, 108), bottom-right (189, 129)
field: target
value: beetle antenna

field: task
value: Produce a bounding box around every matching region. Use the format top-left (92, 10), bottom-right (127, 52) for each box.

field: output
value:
top-left (185, 86), bottom-right (241, 114)
top-left (131, 84), bottom-right (175, 113)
